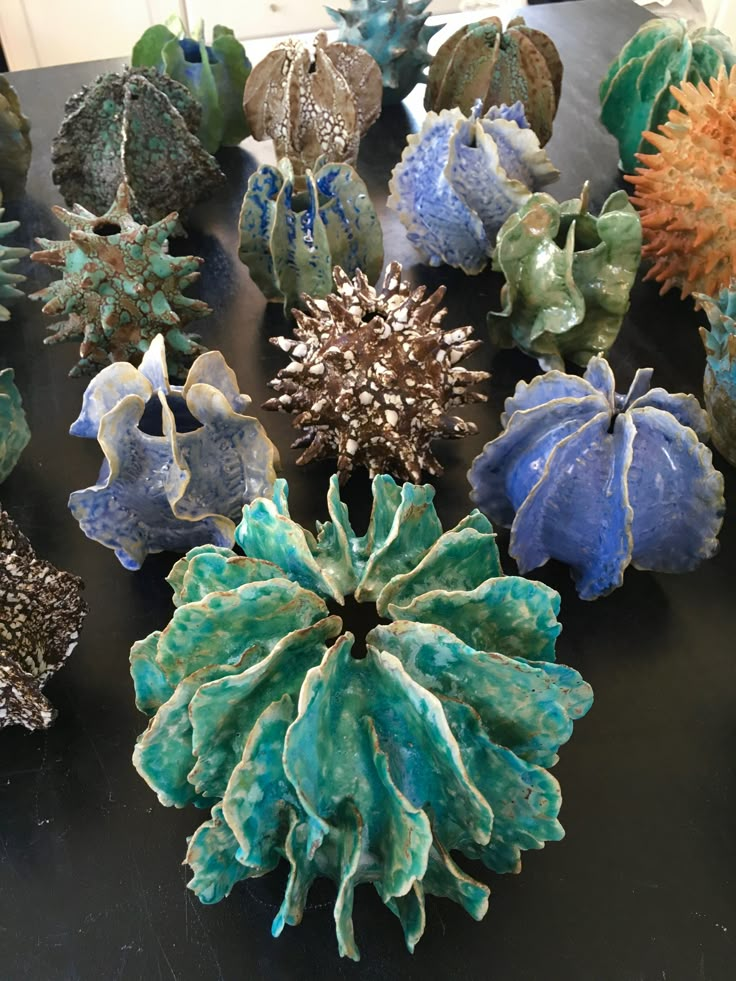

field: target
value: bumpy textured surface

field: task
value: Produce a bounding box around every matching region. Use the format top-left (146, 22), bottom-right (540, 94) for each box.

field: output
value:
top-left (31, 183), bottom-right (211, 378)
top-left (0, 192), bottom-right (28, 322)
top-left (0, 368), bottom-right (30, 483)
top-left (426, 16), bottom-right (563, 146)
top-left (68, 334), bottom-right (277, 571)
top-left (51, 67), bottom-right (224, 224)
top-left (0, 511), bottom-right (87, 730)
top-left (131, 474), bottom-right (593, 959)
top-left (469, 357), bottom-right (725, 600)
top-left (132, 23), bottom-right (252, 153)
top-left (238, 157), bottom-right (383, 311)
top-left (264, 262), bottom-right (489, 482)
top-left (627, 67), bottom-right (736, 301)
top-left (489, 183), bottom-right (642, 369)
top-left (0, 76), bottom-right (32, 199)
top-left (388, 102), bottom-right (559, 274)
top-left (326, 0), bottom-right (442, 105)
top-left (243, 32), bottom-right (382, 176)
top-left (697, 279), bottom-right (736, 467)
top-left (600, 17), bottom-right (736, 173)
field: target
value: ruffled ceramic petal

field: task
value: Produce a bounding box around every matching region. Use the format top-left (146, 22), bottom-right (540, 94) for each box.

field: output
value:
top-left (628, 388), bottom-right (711, 439)
top-left (130, 631), bottom-right (171, 714)
top-left (0, 368), bottom-right (30, 483)
top-left (167, 550), bottom-right (285, 607)
top-left (186, 802), bottom-right (250, 903)
top-left (501, 369), bottom-right (603, 422)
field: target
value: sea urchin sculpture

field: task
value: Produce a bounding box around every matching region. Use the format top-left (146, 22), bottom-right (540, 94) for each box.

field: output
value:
top-left (264, 262), bottom-right (489, 482)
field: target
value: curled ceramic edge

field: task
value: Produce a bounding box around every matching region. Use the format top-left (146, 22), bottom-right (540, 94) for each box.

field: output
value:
top-left (0, 76), bottom-right (31, 199)
top-left (0, 510), bottom-right (87, 730)
top-left (0, 190), bottom-right (29, 322)
top-left (696, 278), bottom-right (736, 467)
top-left (388, 101), bottom-right (559, 274)
top-left (264, 261), bottom-right (489, 483)
top-left (468, 356), bottom-right (725, 600)
top-left (489, 182), bottom-right (642, 369)
top-left (0, 368), bottom-right (30, 483)
top-left (130, 472), bottom-right (593, 958)
top-left (68, 334), bottom-right (278, 570)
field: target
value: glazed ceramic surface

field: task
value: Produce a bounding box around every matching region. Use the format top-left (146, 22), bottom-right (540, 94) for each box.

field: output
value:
top-left (0, 76), bottom-right (31, 199)
top-left (0, 368), bottom-right (30, 483)
top-left (468, 357), bottom-right (725, 600)
top-left (697, 279), bottom-right (736, 467)
top-left (0, 191), bottom-right (28, 322)
top-left (131, 474), bottom-right (592, 959)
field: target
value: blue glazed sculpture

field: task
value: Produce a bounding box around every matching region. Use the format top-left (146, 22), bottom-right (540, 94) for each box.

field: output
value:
top-left (388, 101), bottom-right (559, 274)
top-left (697, 279), bottom-right (736, 467)
top-left (0, 368), bottom-right (30, 482)
top-left (131, 474), bottom-right (592, 958)
top-left (69, 334), bottom-right (278, 570)
top-left (468, 357), bottom-right (725, 600)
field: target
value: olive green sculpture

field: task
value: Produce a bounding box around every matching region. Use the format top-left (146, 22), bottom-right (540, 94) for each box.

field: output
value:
top-left (0, 192), bottom-right (28, 322)
top-left (489, 183), bottom-right (642, 370)
top-left (0, 368), bottom-right (30, 483)
top-left (0, 76), bottom-right (31, 199)
top-left (131, 474), bottom-right (593, 959)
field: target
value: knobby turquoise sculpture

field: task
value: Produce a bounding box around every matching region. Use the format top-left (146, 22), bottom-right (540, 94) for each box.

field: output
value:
top-left (599, 17), bottom-right (736, 173)
top-left (697, 279), bottom-right (736, 467)
top-left (489, 183), bottom-right (642, 370)
top-left (0, 191), bottom-right (28, 322)
top-left (131, 474), bottom-right (593, 958)
top-left (0, 368), bottom-right (30, 483)
top-left (326, 0), bottom-right (442, 105)
top-left (132, 22), bottom-right (251, 153)
top-left (388, 101), bottom-right (559, 274)
top-left (0, 76), bottom-right (31, 199)
top-left (238, 158), bottom-right (383, 312)
top-left (468, 357), bottom-right (725, 600)
top-left (68, 334), bottom-right (277, 570)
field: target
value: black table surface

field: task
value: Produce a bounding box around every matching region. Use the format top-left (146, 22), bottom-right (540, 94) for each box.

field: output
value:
top-left (2, 1), bottom-right (735, 978)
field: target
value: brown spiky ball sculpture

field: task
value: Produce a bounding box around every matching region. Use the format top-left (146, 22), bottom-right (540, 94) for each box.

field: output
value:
top-left (628, 67), bottom-right (736, 301)
top-left (264, 262), bottom-right (489, 483)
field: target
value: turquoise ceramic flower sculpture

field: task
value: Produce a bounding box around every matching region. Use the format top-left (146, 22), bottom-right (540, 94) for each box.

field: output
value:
top-left (697, 279), bottom-right (736, 467)
top-left (132, 22), bottom-right (251, 153)
top-left (599, 18), bottom-right (736, 173)
top-left (0, 368), bottom-right (30, 482)
top-left (238, 158), bottom-right (383, 311)
top-left (69, 334), bottom-right (277, 570)
top-left (388, 101), bottom-right (559, 274)
top-left (0, 191), bottom-right (28, 322)
top-left (468, 357), bottom-right (725, 600)
top-left (489, 183), bottom-right (642, 370)
top-left (131, 474), bottom-right (593, 959)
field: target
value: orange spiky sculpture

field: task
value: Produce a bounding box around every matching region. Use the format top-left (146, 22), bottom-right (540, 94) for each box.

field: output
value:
top-left (627, 66), bottom-right (736, 301)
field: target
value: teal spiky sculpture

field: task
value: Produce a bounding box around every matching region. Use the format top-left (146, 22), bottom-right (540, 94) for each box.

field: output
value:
top-left (326, 0), bottom-right (442, 105)
top-left (131, 474), bottom-right (593, 959)
top-left (0, 192), bottom-right (28, 322)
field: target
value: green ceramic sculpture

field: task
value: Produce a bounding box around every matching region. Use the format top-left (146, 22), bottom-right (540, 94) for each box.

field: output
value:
top-left (697, 279), bottom-right (736, 467)
top-left (132, 22), bottom-right (251, 153)
top-left (600, 17), bottom-right (736, 173)
top-left (238, 158), bottom-right (383, 312)
top-left (0, 368), bottom-right (30, 483)
top-left (0, 76), bottom-right (31, 199)
top-left (0, 192), bottom-right (28, 322)
top-left (132, 475), bottom-right (593, 959)
top-left (489, 183), bottom-right (642, 370)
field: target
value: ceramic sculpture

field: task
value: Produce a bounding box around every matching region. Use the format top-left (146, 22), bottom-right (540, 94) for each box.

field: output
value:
top-left (468, 357), bottom-right (725, 600)
top-left (51, 67), bottom-right (224, 225)
top-left (132, 22), bottom-right (251, 153)
top-left (388, 101), bottom-right (559, 274)
top-left (0, 76), bottom-right (31, 199)
top-left (489, 183), bottom-right (642, 370)
top-left (0, 369), bottom-right (30, 482)
top-left (326, 0), bottom-right (441, 105)
top-left (131, 474), bottom-right (593, 958)
top-left (0, 192), bottom-right (28, 322)
top-left (627, 67), bottom-right (736, 301)
top-left (243, 32), bottom-right (382, 177)
top-left (0, 510), bottom-right (87, 730)
top-left (425, 16), bottom-right (562, 146)
top-left (30, 183), bottom-right (211, 378)
top-left (68, 334), bottom-right (277, 571)
top-left (697, 279), bottom-right (736, 467)
top-left (238, 158), bottom-right (383, 312)
top-left (600, 17), bottom-right (736, 173)
top-left (264, 262), bottom-right (489, 482)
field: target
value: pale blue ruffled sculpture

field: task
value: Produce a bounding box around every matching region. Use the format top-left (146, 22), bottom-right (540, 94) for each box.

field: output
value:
top-left (698, 279), bottom-right (736, 467)
top-left (388, 101), bottom-right (559, 274)
top-left (131, 474), bottom-right (592, 958)
top-left (468, 357), bottom-right (725, 600)
top-left (69, 334), bottom-right (277, 570)
top-left (0, 368), bottom-right (30, 482)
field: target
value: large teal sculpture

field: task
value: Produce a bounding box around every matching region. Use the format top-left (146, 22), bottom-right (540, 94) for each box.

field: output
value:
top-left (131, 475), bottom-right (593, 958)
top-left (697, 279), bottom-right (736, 467)
top-left (0, 368), bottom-right (30, 482)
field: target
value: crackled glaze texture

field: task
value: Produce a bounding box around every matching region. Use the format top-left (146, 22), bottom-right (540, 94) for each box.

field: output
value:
top-left (697, 279), bottom-right (736, 467)
top-left (0, 192), bottom-right (28, 322)
top-left (489, 183), bottom-right (642, 369)
top-left (0, 510), bottom-right (87, 730)
top-left (238, 158), bottom-right (383, 311)
top-left (264, 261), bottom-right (488, 482)
top-left (243, 32), bottom-right (382, 176)
top-left (0, 76), bottom-right (31, 199)
top-left (68, 334), bottom-right (277, 570)
top-left (388, 102), bottom-right (559, 274)
top-left (600, 17), bottom-right (736, 174)
top-left (131, 474), bottom-right (592, 959)
top-left (426, 16), bottom-right (562, 146)
top-left (0, 368), bottom-right (30, 483)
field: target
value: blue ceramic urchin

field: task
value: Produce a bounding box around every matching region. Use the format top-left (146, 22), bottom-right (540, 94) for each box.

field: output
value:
top-left (468, 357), bottom-right (725, 600)
top-left (131, 474), bottom-right (592, 959)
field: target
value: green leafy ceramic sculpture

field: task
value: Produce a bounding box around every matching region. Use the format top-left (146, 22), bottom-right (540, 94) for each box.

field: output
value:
top-left (132, 475), bottom-right (593, 959)
top-left (132, 22), bottom-right (251, 153)
top-left (0, 368), bottom-right (30, 483)
top-left (489, 183), bottom-right (642, 370)
top-left (0, 76), bottom-right (31, 199)
top-left (0, 192), bottom-right (28, 322)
